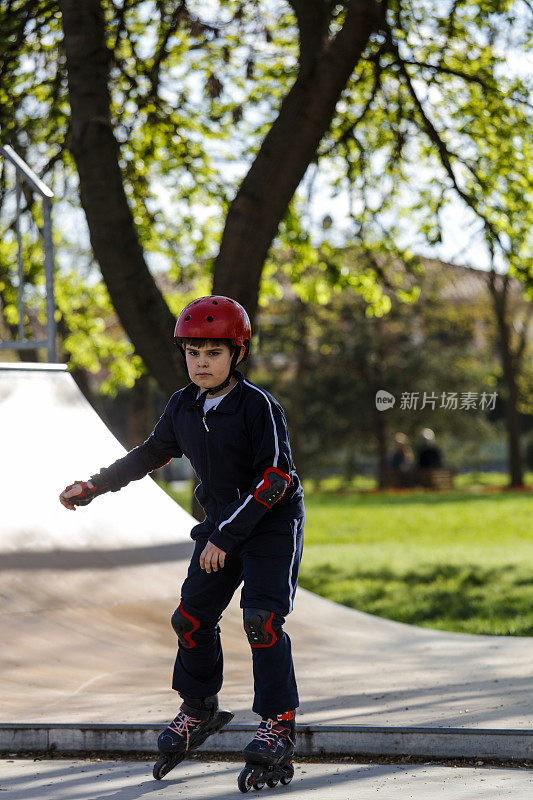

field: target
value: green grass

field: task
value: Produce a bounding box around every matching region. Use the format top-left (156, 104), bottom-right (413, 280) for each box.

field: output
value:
top-left (300, 488), bottom-right (533, 636)
top-left (159, 476), bottom-right (533, 636)
top-left (160, 483), bottom-right (191, 511)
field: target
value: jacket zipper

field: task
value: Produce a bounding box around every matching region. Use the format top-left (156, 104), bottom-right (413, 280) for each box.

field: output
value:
top-left (201, 408), bottom-right (211, 504)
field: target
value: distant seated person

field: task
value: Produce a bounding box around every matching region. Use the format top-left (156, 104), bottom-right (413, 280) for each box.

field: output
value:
top-left (418, 428), bottom-right (442, 469)
top-left (390, 432), bottom-right (414, 474)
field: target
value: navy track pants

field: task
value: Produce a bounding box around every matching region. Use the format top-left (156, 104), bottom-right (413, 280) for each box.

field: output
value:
top-left (171, 515), bottom-right (304, 719)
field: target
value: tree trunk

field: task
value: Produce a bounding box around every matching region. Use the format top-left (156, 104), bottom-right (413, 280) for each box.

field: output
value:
top-left (126, 374), bottom-right (153, 449)
top-left (343, 447), bottom-right (358, 485)
top-left (286, 298), bottom-right (307, 477)
top-left (374, 404), bottom-right (388, 489)
top-left (60, 0), bottom-right (183, 397)
top-left (487, 273), bottom-right (524, 487)
top-left (212, 0), bottom-right (382, 323)
top-left (503, 359), bottom-right (523, 487)
top-left (367, 317), bottom-right (388, 488)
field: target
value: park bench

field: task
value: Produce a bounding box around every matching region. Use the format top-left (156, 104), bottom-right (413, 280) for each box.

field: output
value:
top-left (383, 468), bottom-right (454, 490)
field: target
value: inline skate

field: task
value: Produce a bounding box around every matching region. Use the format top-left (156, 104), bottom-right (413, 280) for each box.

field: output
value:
top-left (238, 711), bottom-right (295, 792)
top-left (153, 694), bottom-right (233, 779)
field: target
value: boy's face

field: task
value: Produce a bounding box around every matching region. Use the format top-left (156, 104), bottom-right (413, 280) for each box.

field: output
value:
top-left (185, 341), bottom-right (242, 391)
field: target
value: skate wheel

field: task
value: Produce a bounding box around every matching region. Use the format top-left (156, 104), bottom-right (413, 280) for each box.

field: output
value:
top-left (253, 779), bottom-right (265, 790)
top-left (280, 762), bottom-right (294, 785)
top-left (153, 756), bottom-right (170, 780)
top-left (266, 776), bottom-right (279, 787)
top-left (238, 766), bottom-right (255, 793)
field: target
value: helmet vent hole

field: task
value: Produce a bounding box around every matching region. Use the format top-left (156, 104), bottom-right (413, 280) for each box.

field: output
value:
top-left (206, 315), bottom-right (214, 322)
top-left (185, 315), bottom-right (191, 321)
top-left (212, 300), bottom-right (218, 304)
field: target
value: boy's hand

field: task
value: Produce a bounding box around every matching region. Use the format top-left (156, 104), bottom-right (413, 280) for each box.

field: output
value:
top-left (200, 542), bottom-right (226, 573)
top-left (59, 475), bottom-right (110, 510)
top-left (59, 480), bottom-right (95, 510)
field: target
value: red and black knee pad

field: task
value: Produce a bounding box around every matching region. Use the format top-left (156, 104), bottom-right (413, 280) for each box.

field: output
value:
top-left (243, 608), bottom-right (282, 649)
top-left (171, 603), bottom-right (200, 649)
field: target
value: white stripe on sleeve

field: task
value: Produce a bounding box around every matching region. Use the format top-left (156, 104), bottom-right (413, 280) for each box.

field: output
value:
top-left (218, 479), bottom-right (262, 530)
top-left (243, 379), bottom-right (279, 467)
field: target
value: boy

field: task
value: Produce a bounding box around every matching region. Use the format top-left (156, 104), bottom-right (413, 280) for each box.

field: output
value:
top-left (59, 295), bottom-right (305, 784)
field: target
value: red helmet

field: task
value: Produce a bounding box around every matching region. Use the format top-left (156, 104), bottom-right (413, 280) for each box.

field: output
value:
top-left (174, 296), bottom-right (251, 357)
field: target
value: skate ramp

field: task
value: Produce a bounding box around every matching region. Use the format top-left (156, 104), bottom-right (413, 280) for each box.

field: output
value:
top-left (2, 363), bottom-right (533, 730)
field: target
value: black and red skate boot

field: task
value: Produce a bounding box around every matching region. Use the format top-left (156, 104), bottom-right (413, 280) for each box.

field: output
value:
top-left (153, 694), bottom-right (233, 779)
top-left (238, 710), bottom-right (296, 792)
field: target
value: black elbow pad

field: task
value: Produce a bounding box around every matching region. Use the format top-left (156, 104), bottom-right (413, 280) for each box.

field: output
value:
top-left (254, 467), bottom-right (291, 508)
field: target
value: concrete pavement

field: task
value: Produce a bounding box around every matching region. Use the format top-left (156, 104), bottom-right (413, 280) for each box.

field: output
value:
top-left (1, 758), bottom-right (532, 800)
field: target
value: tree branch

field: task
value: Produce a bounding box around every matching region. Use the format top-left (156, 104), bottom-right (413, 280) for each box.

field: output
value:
top-left (515, 301), bottom-right (533, 364)
top-left (388, 36), bottom-right (504, 250)
top-left (213, 0), bottom-right (383, 320)
top-left (399, 58), bottom-right (533, 110)
top-left (320, 45), bottom-right (386, 156)
top-left (286, 0), bottom-right (332, 78)
top-left (148, 0), bottom-right (187, 98)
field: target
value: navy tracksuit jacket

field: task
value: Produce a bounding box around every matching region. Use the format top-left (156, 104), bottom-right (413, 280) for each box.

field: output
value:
top-left (97, 369), bottom-right (305, 718)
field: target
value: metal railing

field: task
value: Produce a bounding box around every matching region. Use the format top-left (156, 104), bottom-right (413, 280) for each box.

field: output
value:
top-left (0, 145), bottom-right (57, 362)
